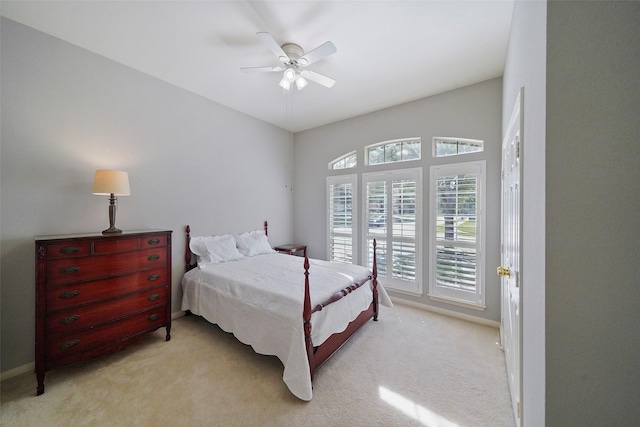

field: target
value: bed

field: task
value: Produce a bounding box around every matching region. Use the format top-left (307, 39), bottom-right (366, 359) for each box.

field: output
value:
top-left (180, 222), bottom-right (392, 400)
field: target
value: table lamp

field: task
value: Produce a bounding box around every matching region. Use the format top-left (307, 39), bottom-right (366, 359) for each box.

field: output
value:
top-left (92, 170), bottom-right (131, 235)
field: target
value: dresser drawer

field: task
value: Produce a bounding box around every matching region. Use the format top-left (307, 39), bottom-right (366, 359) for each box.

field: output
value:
top-left (93, 237), bottom-right (139, 254)
top-left (47, 286), bottom-right (168, 336)
top-left (46, 248), bottom-right (167, 285)
top-left (46, 329), bottom-right (158, 371)
top-left (45, 241), bottom-right (92, 259)
top-left (140, 235), bottom-right (167, 249)
top-left (46, 267), bottom-right (167, 311)
top-left (47, 306), bottom-right (167, 360)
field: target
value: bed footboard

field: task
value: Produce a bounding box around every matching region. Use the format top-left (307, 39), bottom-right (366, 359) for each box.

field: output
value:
top-left (303, 239), bottom-right (379, 380)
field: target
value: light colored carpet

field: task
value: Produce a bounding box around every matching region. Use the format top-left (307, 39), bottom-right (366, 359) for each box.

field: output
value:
top-left (1, 303), bottom-right (514, 426)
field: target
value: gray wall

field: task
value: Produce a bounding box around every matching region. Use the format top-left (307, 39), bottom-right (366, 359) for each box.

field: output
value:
top-left (0, 18), bottom-right (293, 374)
top-left (293, 78), bottom-right (503, 323)
top-left (504, 1), bottom-right (640, 424)
top-left (545, 2), bottom-right (640, 424)
top-left (502, 1), bottom-right (547, 425)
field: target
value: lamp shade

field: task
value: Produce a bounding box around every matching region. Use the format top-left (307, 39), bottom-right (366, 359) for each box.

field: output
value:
top-left (92, 170), bottom-right (131, 196)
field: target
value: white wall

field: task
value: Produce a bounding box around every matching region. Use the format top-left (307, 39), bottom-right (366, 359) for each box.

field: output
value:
top-left (0, 18), bottom-right (293, 373)
top-left (502, 1), bottom-right (547, 425)
top-left (293, 78), bottom-right (503, 323)
top-left (545, 2), bottom-right (640, 424)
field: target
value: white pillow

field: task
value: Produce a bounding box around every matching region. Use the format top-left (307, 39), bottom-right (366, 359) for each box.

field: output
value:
top-left (235, 230), bottom-right (275, 257)
top-left (189, 236), bottom-right (210, 257)
top-left (189, 234), bottom-right (244, 268)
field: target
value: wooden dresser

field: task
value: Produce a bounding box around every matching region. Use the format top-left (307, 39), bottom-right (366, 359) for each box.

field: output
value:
top-left (34, 229), bottom-right (172, 395)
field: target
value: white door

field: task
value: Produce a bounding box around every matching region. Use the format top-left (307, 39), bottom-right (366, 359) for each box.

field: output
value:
top-left (500, 89), bottom-right (523, 426)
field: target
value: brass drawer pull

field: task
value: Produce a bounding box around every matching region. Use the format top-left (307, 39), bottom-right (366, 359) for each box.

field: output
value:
top-left (59, 315), bottom-right (80, 324)
top-left (60, 266), bottom-right (80, 274)
top-left (147, 238), bottom-right (160, 245)
top-left (60, 290), bottom-right (80, 299)
top-left (59, 246), bottom-right (80, 255)
top-left (147, 293), bottom-right (160, 302)
top-left (60, 339), bottom-right (80, 350)
top-left (147, 313), bottom-right (159, 321)
top-left (147, 274), bottom-right (160, 281)
top-left (147, 254), bottom-right (160, 261)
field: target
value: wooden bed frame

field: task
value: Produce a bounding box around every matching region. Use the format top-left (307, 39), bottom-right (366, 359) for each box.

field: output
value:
top-left (184, 221), bottom-right (379, 381)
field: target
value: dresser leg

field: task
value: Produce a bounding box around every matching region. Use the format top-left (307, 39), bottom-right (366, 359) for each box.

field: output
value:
top-left (165, 325), bottom-right (171, 341)
top-left (36, 371), bottom-right (45, 396)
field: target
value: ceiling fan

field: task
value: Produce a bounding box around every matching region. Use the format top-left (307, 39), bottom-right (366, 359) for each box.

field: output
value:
top-left (241, 32), bottom-right (336, 91)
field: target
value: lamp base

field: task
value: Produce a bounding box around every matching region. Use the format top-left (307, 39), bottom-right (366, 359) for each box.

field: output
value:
top-left (102, 227), bottom-right (123, 235)
top-left (102, 194), bottom-right (123, 235)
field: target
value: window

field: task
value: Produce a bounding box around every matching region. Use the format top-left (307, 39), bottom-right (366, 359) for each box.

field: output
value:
top-left (363, 168), bottom-right (422, 294)
top-left (327, 175), bottom-right (357, 263)
top-left (429, 161), bottom-right (485, 308)
top-left (329, 151), bottom-right (357, 170)
top-left (433, 137), bottom-right (483, 157)
top-left (366, 138), bottom-right (421, 165)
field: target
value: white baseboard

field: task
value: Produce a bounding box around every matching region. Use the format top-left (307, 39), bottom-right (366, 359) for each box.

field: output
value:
top-left (0, 362), bottom-right (34, 382)
top-left (171, 310), bottom-right (186, 320)
top-left (1, 311), bottom-right (186, 382)
top-left (391, 297), bottom-right (500, 328)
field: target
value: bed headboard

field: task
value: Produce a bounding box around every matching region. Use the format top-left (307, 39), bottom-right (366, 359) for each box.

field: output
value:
top-left (184, 221), bottom-right (269, 273)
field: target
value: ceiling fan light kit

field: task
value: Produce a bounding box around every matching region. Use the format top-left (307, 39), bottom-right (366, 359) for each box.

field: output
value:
top-left (295, 75), bottom-right (308, 90)
top-left (278, 77), bottom-right (291, 90)
top-left (283, 67), bottom-right (296, 82)
top-left (241, 32), bottom-right (336, 92)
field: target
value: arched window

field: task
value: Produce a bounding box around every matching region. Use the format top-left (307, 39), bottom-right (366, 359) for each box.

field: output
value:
top-left (433, 137), bottom-right (483, 157)
top-left (366, 138), bottom-right (421, 165)
top-left (329, 151), bottom-right (357, 170)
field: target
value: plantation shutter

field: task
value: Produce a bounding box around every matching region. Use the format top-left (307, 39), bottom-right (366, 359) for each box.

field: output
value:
top-left (328, 175), bottom-right (356, 263)
top-left (434, 174), bottom-right (478, 290)
top-left (429, 161), bottom-right (485, 307)
top-left (364, 168), bottom-right (421, 294)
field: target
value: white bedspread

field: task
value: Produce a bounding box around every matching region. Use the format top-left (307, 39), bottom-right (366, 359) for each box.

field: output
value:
top-left (181, 253), bottom-right (391, 400)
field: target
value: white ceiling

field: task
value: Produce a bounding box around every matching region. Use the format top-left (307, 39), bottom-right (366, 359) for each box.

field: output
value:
top-left (1, 1), bottom-right (514, 133)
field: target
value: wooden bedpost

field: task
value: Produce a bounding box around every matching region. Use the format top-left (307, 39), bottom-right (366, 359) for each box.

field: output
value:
top-left (372, 239), bottom-right (379, 321)
top-left (185, 225), bottom-right (192, 271)
top-left (264, 220), bottom-right (268, 237)
top-left (302, 256), bottom-right (314, 380)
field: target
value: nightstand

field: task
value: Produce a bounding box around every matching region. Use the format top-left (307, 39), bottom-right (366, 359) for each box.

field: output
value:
top-left (274, 244), bottom-right (307, 257)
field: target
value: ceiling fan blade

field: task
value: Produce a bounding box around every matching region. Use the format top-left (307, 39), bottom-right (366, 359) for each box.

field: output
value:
top-left (256, 32), bottom-right (289, 63)
top-left (299, 41), bottom-right (336, 66)
top-left (301, 70), bottom-right (336, 88)
top-left (240, 66), bottom-right (284, 73)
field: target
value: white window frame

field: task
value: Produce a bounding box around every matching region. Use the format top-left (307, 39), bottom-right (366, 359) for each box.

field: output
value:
top-left (327, 174), bottom-right (357, 264)
top-left (363, 168), bottom-right (422, 295)
top-left (429, 161), bottom-right (486, 309)
top-left (365, 138), bottom-right (421, 166)
top-left (433, 137), bottom-right (484, 157)
top-left (329, 151), bottom-right (357, 170)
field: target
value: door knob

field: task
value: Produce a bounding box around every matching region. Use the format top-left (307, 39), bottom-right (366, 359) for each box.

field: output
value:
top-left (497, 266), bottom-right (511, 277)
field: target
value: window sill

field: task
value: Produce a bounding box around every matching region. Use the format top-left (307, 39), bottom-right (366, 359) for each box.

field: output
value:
top-left (427, 294), bottom-right (486, 311)
top-left (380, 281), bottom-right (422, 297)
